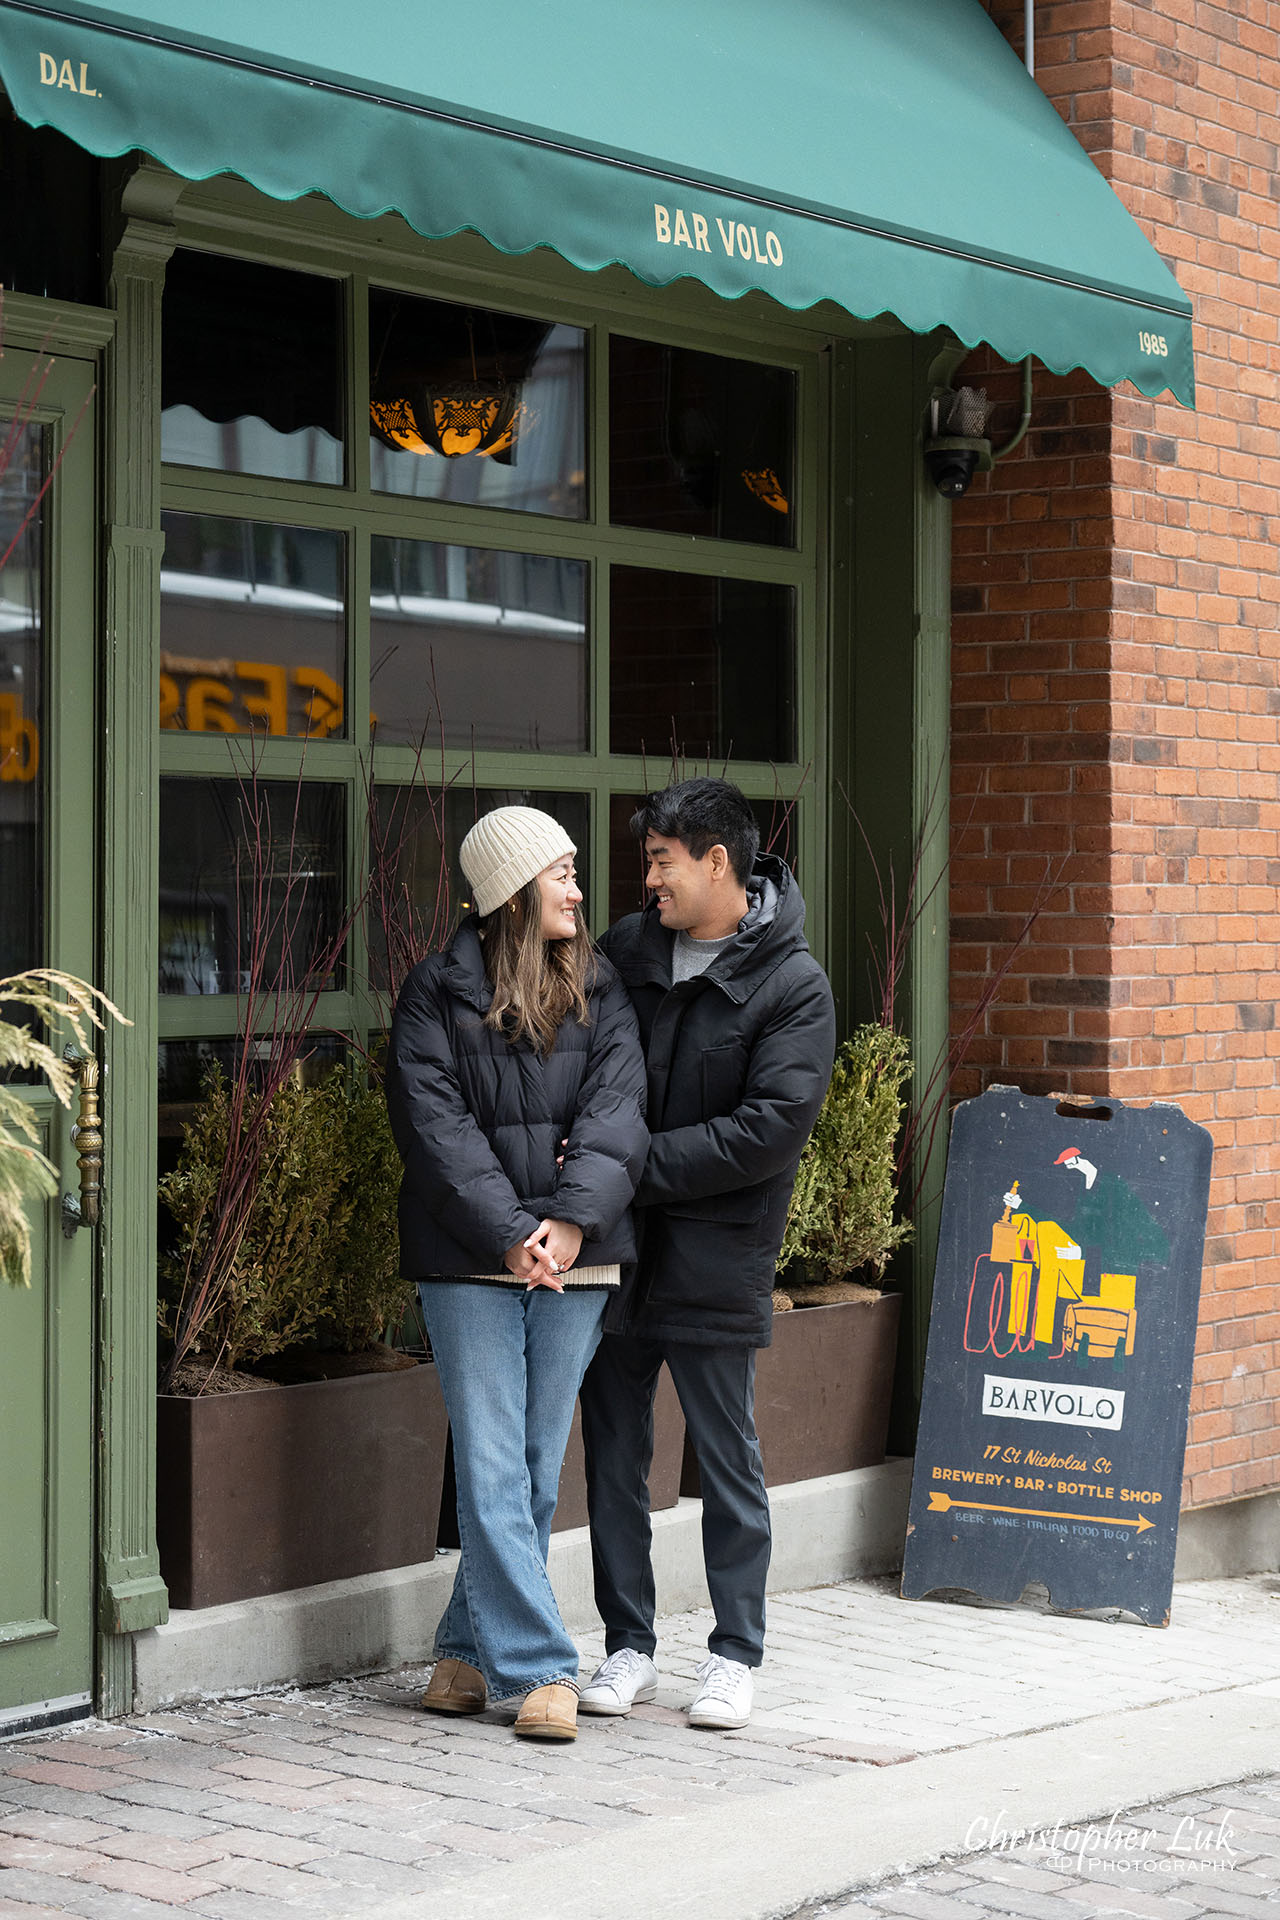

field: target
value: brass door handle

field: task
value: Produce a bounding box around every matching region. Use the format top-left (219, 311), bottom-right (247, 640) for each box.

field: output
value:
top-left (69, 1051), bottom-right (103, 1230)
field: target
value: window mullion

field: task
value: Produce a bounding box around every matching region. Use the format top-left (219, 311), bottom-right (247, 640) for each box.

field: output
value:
top-left (348, 268), bottom-right (371, 498)
top-left (157, 991), bottom-right (355, 1041)
top-left (344, 258), bottom-right (370, 1054)
top-left (344, 772), bottom-right (369, 1052)
top-left (347, 515), bottom-right (375, 1051)
top-left (803, 348), bottom-right (831, 960)
top-left (349, 519), bottom-right (371, 757)
top-left (589, 321), bottom-right (611, 910)
top-left (158, 735), bottom-right (361, 780)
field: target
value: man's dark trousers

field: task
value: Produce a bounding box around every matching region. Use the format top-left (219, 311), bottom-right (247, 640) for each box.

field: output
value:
top-left (580, 1332), bottom-right (770, 1668)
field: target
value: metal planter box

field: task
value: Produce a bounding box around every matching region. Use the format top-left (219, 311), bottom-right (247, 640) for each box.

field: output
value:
top-left (551, 1365), bottom-right (687, 1533)
top-left (156, 1362), bottom-right (449, 1610)
top-left (682, 1293), bottom-right (902, 1494)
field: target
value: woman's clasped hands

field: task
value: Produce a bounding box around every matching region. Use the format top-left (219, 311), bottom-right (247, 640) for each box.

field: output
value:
top-left (504, 1218), bottom-right (584, 1292)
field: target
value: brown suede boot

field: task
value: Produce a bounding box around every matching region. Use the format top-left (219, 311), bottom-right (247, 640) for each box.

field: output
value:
top-left (420, 1658), bottom-right (486, 1716)
top-left (513, 1683), bottom-right (578, 1742)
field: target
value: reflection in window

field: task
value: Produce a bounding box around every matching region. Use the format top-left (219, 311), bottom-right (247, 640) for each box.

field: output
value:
top-left (369, 289), bottom-right (585, 519)
top-left (369, 786), bottom-right (590, 989)
top-left (157, 1033), bottom-right (345, 1112)
top-left (0, 420), bottom-right (44, 980)
top-left (610, 568), bottom-right (795, 763)
top-left (370, 539), bottom-right (587, 752)
top-left (162, 251), bottom-right (343, 484)
top-left (610, 337), bottom-right (794, 548)
top-left (607, 792), bottom-right (798, 926)
top-left (159, 515), bottom-right (345, 739)
top-left (0, 116), bottom-right (102, 308)
top-left (159, 779), bottom-right (345, 995)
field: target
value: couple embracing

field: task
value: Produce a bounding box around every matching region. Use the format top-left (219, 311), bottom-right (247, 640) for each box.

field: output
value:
top-left (386, 778), bottom-right (835, 1742)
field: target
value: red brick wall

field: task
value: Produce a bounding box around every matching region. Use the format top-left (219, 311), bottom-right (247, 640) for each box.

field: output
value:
top-left (957, 2), bottom-right (1280, 1508)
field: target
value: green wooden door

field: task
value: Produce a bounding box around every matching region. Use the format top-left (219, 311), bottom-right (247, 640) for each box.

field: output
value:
top-left (0, 351), bottom-right (98, 1730)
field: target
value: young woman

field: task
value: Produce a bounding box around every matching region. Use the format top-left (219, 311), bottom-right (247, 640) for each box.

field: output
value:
top-left (386, 806), bottom-right (647, 1743)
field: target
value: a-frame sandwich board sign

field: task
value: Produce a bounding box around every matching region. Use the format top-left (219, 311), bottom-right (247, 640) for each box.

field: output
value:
top-left (902, 1088), bottom-right (1211, 1625)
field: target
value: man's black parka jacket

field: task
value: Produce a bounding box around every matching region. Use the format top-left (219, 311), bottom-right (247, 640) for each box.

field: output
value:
top-left (599, 855), bottom-right (836, 1347)
top-left (386, 920), bottom-right (648, 1279)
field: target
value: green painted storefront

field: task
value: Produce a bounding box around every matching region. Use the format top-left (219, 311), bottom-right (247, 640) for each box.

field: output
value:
top-left (0, 1), bottom-right (1191, 1725)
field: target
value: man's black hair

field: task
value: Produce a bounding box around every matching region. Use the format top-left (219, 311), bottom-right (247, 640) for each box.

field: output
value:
top-left (631, 778), bottom-right (760, 886)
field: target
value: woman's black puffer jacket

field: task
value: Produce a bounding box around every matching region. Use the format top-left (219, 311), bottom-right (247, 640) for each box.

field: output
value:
top-left (386, 920), bottom-right (649, 1278)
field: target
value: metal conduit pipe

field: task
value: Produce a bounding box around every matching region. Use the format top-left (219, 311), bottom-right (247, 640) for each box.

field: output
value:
top-left (992, 354), bottom-right (1034, 461)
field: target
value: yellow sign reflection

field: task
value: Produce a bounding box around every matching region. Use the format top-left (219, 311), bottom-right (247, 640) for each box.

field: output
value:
top-left (0, 692), bottom-right (38, 783)
top-left (158, 656), bottom-right (344, 737)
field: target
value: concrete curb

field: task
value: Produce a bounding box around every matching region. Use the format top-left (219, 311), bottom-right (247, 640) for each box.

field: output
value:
top-left (371, 1682), bottom-right (1280, 1920)
top-left (132, 1459), bottom-right (1270, 1712)
top-left (132, 1459), bottom-right (913, 1709)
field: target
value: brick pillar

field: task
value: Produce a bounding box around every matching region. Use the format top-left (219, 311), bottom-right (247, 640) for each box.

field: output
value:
top-left (958, 1), bottom-right (1280, 1507)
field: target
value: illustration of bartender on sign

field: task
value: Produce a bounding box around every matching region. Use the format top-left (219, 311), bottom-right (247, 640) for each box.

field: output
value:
top-left (969, 1149), bottom-right (1169, 1369)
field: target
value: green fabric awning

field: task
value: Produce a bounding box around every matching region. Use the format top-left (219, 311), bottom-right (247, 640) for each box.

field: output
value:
top-left (0, 0), bottom-right (1194, 404)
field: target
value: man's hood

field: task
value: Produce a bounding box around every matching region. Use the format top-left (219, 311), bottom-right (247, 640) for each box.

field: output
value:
top-left (626, 852), bottom-right (812, 1003)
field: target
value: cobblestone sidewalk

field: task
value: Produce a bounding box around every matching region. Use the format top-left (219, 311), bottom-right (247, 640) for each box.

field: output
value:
top-left (801, 1774), bottom-right (1280, 1918)
top-left (0, 1668), bottom-right (853, 1915)
top-left (1, 1572), bottom-right (1277, 1917)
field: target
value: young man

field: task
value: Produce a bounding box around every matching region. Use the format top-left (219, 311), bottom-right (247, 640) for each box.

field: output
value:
top-left (578, 779), bottom-right (835, 1730)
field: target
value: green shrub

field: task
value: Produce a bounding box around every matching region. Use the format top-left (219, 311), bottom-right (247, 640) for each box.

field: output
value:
top-left (779, 1023), bottom-right (913, 1285)
top-left (316, 1066), bottom-right (407, 1352)
top-left (158, 1064), bottom-right (408, 1372)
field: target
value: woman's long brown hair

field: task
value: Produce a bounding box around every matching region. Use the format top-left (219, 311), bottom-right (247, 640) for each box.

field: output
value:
top-left (479, 875), bottom-right (595, 1056)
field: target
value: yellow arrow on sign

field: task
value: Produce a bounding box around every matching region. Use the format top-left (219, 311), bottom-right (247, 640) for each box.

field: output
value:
top-left (928, 1491), bottom-right (1154, 1533)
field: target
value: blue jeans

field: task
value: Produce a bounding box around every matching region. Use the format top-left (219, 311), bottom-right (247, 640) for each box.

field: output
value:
top-left (418, 1281), bottom-right (606, 1704)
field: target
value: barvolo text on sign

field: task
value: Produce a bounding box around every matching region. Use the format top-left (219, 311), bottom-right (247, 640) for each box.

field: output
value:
top-left (982, 1374), bottom-right (1125, 1432)
top-left (654, 204), bottom-right (783, 267)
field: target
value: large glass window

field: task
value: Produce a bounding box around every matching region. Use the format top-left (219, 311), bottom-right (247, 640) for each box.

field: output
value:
top-left (610, 569), bottom-right (796, 762)
top-left (0, 420), bottom-right (43, 979)
top-left (160, 514), bottom-right (346, 738)
top-left (158, 778), bottom-right (346, 996)
top-left (610, 336), bottom-right (794, 547)
top-left (160, 247), bottom-right (817, 1133)
top-left (370, 540), bottom-right (587, 751)
top-left (162, 251), bottom-right (344, 484)
top-left (369, 289), bottom-right (586, 520)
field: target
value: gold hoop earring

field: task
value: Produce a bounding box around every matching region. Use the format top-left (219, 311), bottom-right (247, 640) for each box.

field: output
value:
top-left (509, 900), bottom-right (518, 915)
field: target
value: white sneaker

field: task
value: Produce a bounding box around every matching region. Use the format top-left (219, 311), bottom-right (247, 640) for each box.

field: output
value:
top-left (687, 1654), bottom-right (753, 1729)
top-left (578, 1649), bottom-right (659, 1716)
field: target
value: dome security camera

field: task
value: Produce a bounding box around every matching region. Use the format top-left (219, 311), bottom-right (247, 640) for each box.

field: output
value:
top-left (924, 387), bottom-right (993, 499)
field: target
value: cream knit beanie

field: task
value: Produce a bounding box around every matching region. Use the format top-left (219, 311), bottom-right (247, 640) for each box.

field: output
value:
top-left (459, 806), bottom-right (577, 917)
